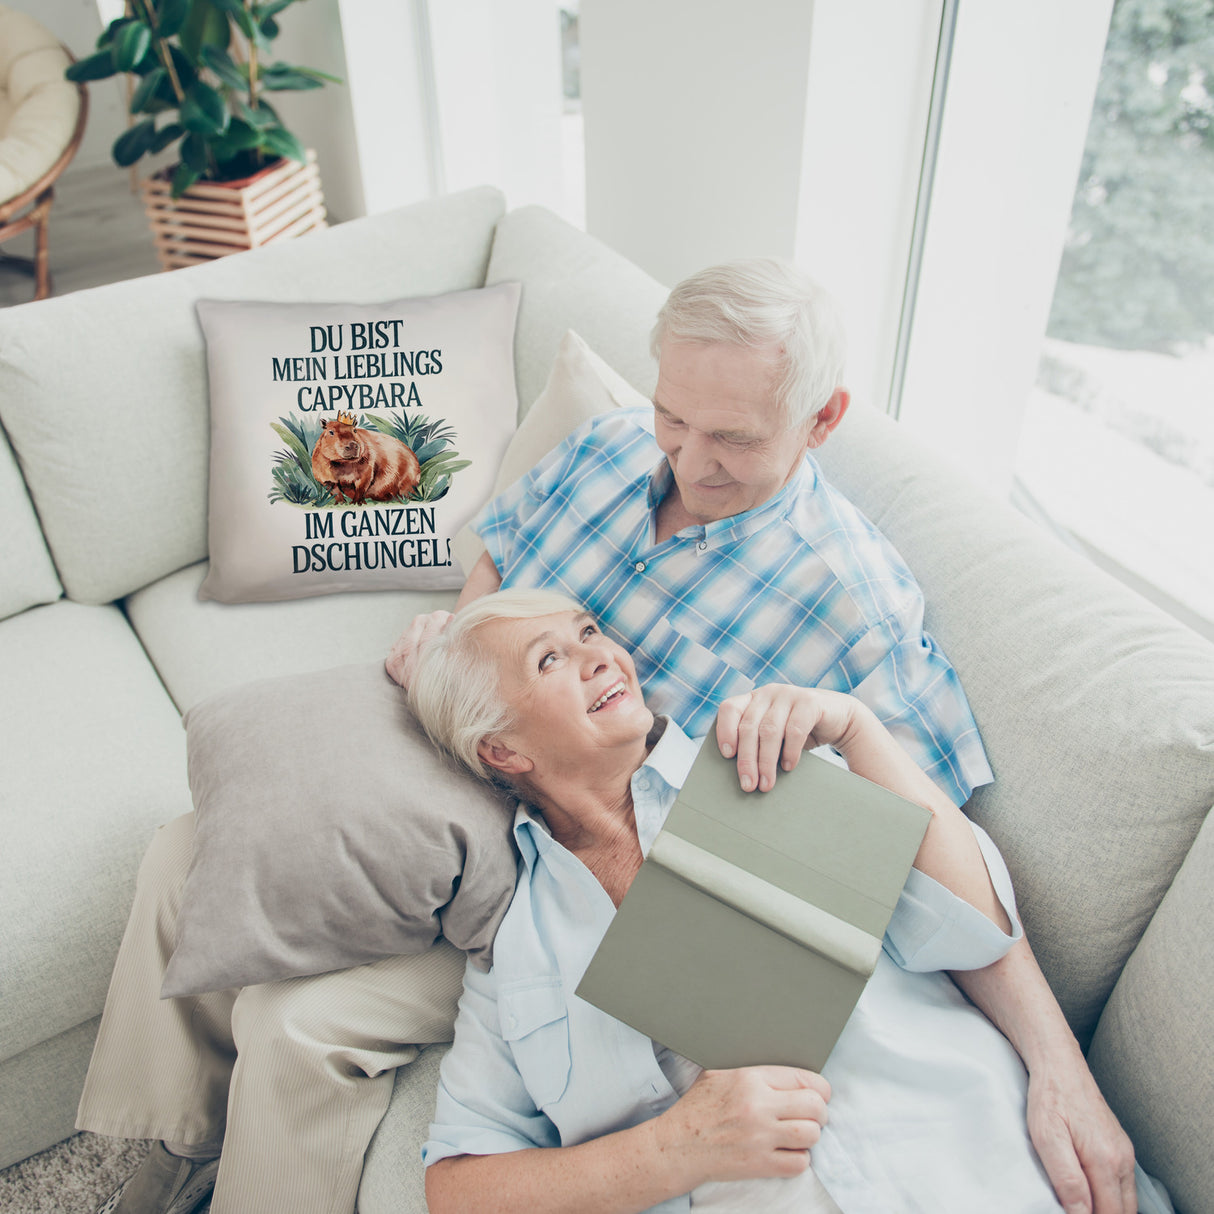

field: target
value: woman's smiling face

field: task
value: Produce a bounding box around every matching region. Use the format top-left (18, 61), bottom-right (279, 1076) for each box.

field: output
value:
top-left (476, 610), bottom-right (653, 776)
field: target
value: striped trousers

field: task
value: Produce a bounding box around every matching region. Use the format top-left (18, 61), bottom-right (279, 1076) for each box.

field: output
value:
top-left (76, 813), bottom-right (466, 1214)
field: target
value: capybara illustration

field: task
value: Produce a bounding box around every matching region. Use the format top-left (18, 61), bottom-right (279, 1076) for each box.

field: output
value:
top-left (311, 411), bottom-right (422, 505)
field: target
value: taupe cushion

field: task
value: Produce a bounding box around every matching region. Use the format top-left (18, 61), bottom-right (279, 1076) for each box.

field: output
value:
top-left (162, 663), bottom-right (519, 997)
top-left (814, 402), bottom-right (1214, 1045)
top-left (0, 186), bottom-right (506, 604)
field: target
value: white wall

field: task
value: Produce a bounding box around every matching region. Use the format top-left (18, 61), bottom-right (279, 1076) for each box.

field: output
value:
top-left (579, 0), bottom-right (818, 288)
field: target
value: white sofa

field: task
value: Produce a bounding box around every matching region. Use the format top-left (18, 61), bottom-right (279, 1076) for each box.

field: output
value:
top-left (1, 186), bottom-right (1211, 1214)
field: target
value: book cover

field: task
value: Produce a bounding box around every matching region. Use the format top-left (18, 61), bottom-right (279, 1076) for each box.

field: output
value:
top-left (575, 743), bottom-right (932, 1071)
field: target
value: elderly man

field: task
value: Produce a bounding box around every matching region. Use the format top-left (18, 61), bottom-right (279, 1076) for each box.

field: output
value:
top-left (388, 260), bottom-right (1137, 1214)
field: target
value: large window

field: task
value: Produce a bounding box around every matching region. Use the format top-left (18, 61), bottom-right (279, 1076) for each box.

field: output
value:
top-left (1013, 0), bottom-right (1214, 636)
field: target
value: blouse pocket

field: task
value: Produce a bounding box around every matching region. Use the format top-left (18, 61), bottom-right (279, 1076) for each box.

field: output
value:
top-left (499, 978), bottom-right (572, 1109)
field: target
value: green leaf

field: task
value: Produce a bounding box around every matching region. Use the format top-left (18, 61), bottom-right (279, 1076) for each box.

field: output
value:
top-left (260, 62), bottom-right (323, 91)
top-left (221, 118), bottom-right (262, 150)
top-left (259, 15), bottom-right (280, 40)
top-left (181, 81), bottom-right (229, 135)
top-left (200, 44), bottom-right (248, 89)
top-left (129, 66), bottom-right (166, 113)
top-left (180, 131), bottom-right (210, 172)
top-left (155, 0), bottom-right (191, 40)
top-left (112, 119), bottom-right (157, 167)
top-left (67, 49), bottom-right (120, 82)
top-left (96, 17), bottom-right (129, 49)
top-left (150, 122), bottom-right (185, 153)
top-left (112, 20), bottom-right (152, 72)
top-left (270, 421), bottom-right (312, 466)
top-left (234, 97), bottom-right (278, 129)
top-left (180, 0), bottom-right (231, 63)
top-left (260, 125), bottom-right (305, 162)
top-left (171, 162), bottom-right (201, 197)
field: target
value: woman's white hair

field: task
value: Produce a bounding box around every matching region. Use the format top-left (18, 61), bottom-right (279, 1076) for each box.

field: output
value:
top-left (650, 258), bottom-right (847, 429)
top-left (407, 588), bottom-right (586, 782)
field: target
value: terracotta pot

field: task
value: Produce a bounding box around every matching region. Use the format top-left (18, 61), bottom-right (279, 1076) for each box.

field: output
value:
top-left (139, 150), bottom-right (327, 270)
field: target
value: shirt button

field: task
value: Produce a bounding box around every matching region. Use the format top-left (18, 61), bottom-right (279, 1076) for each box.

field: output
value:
top-left (697, 541), bottom-right (708, 551)
top-left (634, 561), bottom-right (646, 573)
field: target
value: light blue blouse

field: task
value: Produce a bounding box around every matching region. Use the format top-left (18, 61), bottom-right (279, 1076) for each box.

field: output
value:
top-left (424, 721), bottom-right (1067, 1212)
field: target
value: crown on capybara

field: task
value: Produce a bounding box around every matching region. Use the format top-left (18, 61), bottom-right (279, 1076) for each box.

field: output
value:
top-left (336, 410), bottom-right (359, 427)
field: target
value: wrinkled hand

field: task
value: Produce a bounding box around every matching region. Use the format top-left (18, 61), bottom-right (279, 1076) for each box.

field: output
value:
top-left (715, 684), bottom-right (859, 792)
top-left (385, 610), bottom-right (454, 689)
top-left (655, 1066), bottom-right (830, 1185)
top-left (1027, 1063), bottom-right (1136, 1214)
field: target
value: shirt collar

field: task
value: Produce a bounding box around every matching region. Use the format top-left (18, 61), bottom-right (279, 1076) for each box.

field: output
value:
top-left (512, 716), bottom-right (703, 869)
top-left (645, 456), bottom-right (818, 547)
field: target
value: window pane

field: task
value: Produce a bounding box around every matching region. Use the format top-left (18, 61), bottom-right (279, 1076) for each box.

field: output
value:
top-left (1014, 0), bottom-right (1214, 637)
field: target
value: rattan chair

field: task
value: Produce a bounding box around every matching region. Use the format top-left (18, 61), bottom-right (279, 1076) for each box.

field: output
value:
top-left (0, 6), bottom-right (87, 302)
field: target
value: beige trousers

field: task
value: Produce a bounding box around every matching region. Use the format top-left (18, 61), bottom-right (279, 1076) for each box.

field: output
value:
top-left (76, 814), bottom-right (466, 1214)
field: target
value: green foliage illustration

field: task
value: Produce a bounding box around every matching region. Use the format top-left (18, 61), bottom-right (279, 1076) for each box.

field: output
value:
top-left (1048, 0), bottom-right (1214, 351)
top-left (268, 411), bottom-right (470, 508)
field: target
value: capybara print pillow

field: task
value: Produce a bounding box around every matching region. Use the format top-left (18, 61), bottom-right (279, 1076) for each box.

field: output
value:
top-left (195, 283), bottom-right (520, 602)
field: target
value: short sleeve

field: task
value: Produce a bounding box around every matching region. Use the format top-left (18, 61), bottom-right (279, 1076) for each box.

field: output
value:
top-left (423, 958), bottom-right (560, 1167)
top-left (883, 821), bottom-right (1023, 973)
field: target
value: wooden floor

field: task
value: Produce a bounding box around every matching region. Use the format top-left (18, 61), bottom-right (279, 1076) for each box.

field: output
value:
top-left (0, 162), bottom-right (162, 308)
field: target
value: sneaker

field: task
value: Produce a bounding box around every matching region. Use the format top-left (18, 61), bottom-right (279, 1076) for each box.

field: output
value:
top-left (96, 1142), bottom-right (220, 1214)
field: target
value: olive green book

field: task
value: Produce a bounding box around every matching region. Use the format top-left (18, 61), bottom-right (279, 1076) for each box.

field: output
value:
top-left (575, 744), bottom-right (932, 1071)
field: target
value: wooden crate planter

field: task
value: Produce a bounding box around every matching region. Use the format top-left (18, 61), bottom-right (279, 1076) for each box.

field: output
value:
top-left (140, 150), bottom-right (327, 271)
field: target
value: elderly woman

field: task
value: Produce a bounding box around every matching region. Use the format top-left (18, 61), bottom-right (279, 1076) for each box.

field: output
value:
top-left (408, 588), bottom-right (1088, 1214)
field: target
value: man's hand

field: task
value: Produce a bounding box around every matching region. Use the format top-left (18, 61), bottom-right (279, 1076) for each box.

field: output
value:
top-left (715, 684), bottom-right (860, 792)
top-left (385, 610), bottom-right (453, 689)
top-left (1026, 1061), bottom-right (1137, 1214)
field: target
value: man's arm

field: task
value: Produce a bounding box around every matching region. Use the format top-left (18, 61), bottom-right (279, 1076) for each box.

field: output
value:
top-left (951, 941), bottom-right (1137, 1214)
top-left (385, 552), bottom-right (502, 687)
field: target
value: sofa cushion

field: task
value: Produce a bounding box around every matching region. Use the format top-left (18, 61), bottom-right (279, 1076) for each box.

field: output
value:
top-left (0, 186), bottom-right (506, 606)
top-left (0, 600), bottom-right (192, 1063)
top-left (194, 283), bottom-right (520, 603)
top-left (452, 329), bottom-right (643, 571)
top-left (163, 663), bottom-right (517, 997)
top-left (1088, 804), bottom-right (1214, 1214)
top-left (485, 205), bottom-right (668, 416)
top-left (813, 402), bottom-right (1214, 1045)
top-left (0, 420), bottom-right (60, 620)
top-left (124, 561), bottom-right (455, 714)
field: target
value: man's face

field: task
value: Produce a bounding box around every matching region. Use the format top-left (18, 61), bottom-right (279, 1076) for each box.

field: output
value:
top-left (652, 340), bottom-right (817, 524)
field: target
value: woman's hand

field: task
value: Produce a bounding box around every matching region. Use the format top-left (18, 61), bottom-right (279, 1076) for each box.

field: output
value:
top-left (653, 1066), bottom-right (831, 1185)
top-left (385, 610), bottom-right (453, 688)
top-left (715, 685), bottom-right (861, 792)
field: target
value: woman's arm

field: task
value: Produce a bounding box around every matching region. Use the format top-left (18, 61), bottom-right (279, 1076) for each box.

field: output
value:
top-left (715, 684), bottom-right (1010, 931)
top-left (427, 1065), bottom-right (830, 1214)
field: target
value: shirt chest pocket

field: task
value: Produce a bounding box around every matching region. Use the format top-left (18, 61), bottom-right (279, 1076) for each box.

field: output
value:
top-left (635, 614), bottom-right (754, 727)
top-left (499, 979), bottom-right (572, 1111)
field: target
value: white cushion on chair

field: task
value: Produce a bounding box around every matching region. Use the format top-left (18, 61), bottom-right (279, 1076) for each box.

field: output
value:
top-left (0, 6), bottom-right (78, 203)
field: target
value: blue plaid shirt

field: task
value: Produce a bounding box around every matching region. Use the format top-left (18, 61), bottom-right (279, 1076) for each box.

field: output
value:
top-left (475, 407), bottom-right (992, 805)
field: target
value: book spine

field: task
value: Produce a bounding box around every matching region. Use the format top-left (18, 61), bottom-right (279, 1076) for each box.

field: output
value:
top-left (648, 832), bottom-right (882, 977)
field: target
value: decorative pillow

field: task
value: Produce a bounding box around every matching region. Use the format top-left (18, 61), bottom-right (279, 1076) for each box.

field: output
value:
top-left (195, 282), bottom-right (521, 603)
top-left (451, 328), bottom-right (650, 571)
top-left (161, 662), bottom-right (519, 998)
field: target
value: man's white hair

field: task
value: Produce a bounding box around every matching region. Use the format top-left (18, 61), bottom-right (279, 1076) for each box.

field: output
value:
top-left (650, 258), bottom-right (847, 429)
top-left (408, 588), bottom-right (586, 781)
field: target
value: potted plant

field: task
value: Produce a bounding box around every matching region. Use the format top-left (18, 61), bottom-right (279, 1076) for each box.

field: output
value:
top-left (66, 0), bottom-right (339, 268)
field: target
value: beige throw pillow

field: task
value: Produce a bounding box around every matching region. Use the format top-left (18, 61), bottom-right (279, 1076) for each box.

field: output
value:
top-left (196, 283), bottom-right (520, 603)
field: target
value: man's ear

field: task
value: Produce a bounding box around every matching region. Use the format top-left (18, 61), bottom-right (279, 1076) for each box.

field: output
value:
top-left (477, 738), bottom-right (533, 776)
top-left (806, 388), bottom-right (850, 450)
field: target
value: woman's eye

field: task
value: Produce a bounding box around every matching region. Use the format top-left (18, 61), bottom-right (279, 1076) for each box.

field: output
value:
top-left (581, 624), bottom-right (598, 639)
top-left (538, 651), bottom-right (557, 671)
